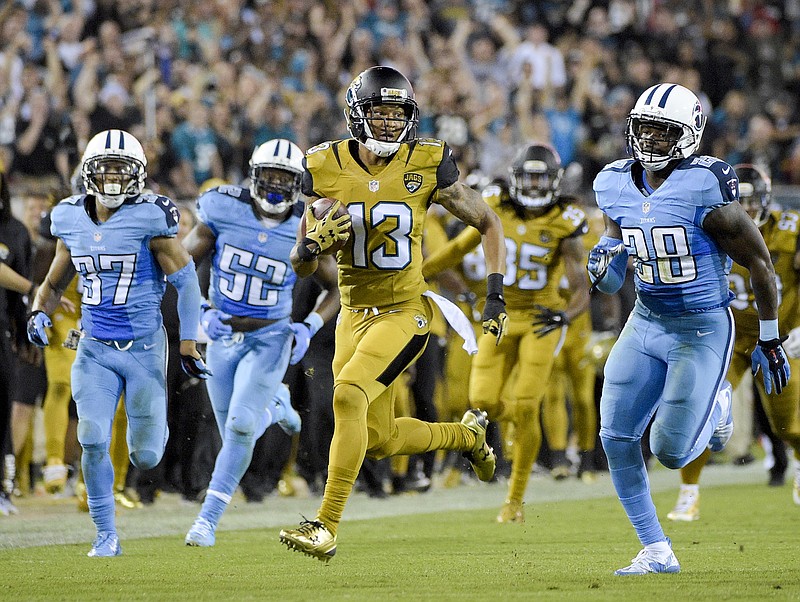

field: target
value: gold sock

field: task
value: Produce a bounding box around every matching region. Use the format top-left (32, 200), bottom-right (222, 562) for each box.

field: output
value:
top-left (317, 466), bottom-right (359, 536)
top-left (680, 448), bottom-right (711, 485)
top-left (506, 406), bottom-right (542, 503)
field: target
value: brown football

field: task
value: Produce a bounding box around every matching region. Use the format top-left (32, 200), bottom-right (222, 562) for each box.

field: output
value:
top-left (300, 197), bottom-right (352, 255)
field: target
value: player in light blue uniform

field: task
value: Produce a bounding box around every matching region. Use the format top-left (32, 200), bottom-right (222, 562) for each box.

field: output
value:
top-left (589, 84), bottom-right (791, 575)
top-left (182, 139), bottom-right (339, 546)
top-left (27, 129), bottom-right (208, 557)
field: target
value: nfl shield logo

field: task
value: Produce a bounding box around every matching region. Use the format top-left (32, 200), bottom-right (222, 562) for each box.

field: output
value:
top-left (369, 180), bottom-right (379, 192)
top-left (642, 201), bottom-right (651, 215)
top-left (404, 173), bottom-right (423, 193)
top-left (258, 232), bottom-right (268, 244)
top-left (93, 232), bottom-right (102, 242)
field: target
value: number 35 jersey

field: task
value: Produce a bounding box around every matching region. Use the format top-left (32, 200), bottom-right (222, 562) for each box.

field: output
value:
top-left (50, 194), bottom-right (180, 341)
top-left (303, 138), bottom-right (459, 309)
top-left (593, 156), bottom-right (737, 315)
top-left (197, 185), bottom-right (301, 320)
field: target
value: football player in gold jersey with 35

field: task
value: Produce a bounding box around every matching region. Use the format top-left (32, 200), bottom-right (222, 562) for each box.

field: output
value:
top-left (279, 66), bottom-right (509, 561)
top-left (423, 143), bottom-right (590, 523)
top-left (667, 164), bottom-right (800, 521)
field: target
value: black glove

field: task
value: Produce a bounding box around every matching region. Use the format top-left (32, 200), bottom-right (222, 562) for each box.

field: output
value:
top-left (482, 273), bottom-right (508, 345)
top-left (751, 336), bottom-right (791, 395)
top-left (531, 304), bottom-right (569, 337)
top-left (180, 353), bottom-right (212, 380)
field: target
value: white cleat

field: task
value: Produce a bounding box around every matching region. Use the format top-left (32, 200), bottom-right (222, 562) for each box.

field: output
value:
top-left (615, 538), bottom-right (680, 576)
top-left (708, 381), bottom-right (733, 452)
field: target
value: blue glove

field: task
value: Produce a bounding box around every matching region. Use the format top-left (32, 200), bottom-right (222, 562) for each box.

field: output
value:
top-left (27, 311), bottom-right (52, 347)
top-left (289, 322), bottom-right (312, 365)
top-left (751, 337), bottom-right (791, 395)
top-left (180, 353), bottom-right (212, 380)
top-left (587, 236), bottom-right (626, 292)
top-left (201, 308), bottom-right (232, 341)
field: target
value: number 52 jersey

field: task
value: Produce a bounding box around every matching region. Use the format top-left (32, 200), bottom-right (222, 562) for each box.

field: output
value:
top-left (593, 156), bottom-right (737, 315)
top-left (50, 194), bottom-right (179, 341)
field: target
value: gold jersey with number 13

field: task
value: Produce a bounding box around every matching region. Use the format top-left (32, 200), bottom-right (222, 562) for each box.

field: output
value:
top-left (303, 138), bottom-right (459, 309)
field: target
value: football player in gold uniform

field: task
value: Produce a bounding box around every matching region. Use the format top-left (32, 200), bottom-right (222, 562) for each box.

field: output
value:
top-left (424, 143), bottom-right (590, 522)
top-left (667, 164), bottom-right (800, 521)
top-left (541, 207), bottom-right (603, 482)
top-left (278, 66), bottom-right (509, 561)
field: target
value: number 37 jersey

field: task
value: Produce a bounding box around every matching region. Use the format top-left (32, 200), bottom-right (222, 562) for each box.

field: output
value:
top-left (593, 156), bottom-right (737, 315)
top-left (303, 138), bottom-right (459, 309)
top-left (50, 194), bottom-right (180, 341)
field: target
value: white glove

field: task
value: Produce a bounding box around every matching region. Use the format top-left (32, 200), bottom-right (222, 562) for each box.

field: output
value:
top-left (783, 326), bottom-right (800, 359)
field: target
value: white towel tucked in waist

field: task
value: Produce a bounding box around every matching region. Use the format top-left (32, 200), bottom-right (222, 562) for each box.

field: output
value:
top-left (423, 290), bottom-right (478, 355)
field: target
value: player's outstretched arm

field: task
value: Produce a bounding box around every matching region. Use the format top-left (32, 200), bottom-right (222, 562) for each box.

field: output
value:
top-left (31, 239), bottom-right (76, 316)
top-left (151, 236), bottom-right (210, 379)
top-left (0, 262), bottom-right (35, 297)
top-left (422, 226), bottom-right (482, 280)
top-left (705, 201), bottom-right (789, 393)
top-left (704, 202), bottom-right (778, 320)
top-left (436, 181), bottom-right (508, 344)
top-left (182, 221), bottom-right (217, 264)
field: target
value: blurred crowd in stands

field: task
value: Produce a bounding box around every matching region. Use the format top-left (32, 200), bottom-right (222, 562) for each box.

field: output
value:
top-left (4, 0), bottom-right (800, 202)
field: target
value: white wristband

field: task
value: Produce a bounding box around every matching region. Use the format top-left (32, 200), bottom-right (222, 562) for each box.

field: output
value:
top-left (303, 312), bottom-right (324, 337)
top-left (759, 319), bottom-right (779, 341)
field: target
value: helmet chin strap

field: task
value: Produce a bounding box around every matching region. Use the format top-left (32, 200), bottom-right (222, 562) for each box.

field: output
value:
top-left (363, 138), bottom-right (400, 157)
top-left (96, 193), bottom-right (126, 209)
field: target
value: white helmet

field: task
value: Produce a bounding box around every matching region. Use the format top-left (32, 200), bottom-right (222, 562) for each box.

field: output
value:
top-left (81, 129), bottom-right (147, 208)
top-left (626, 83), bottom-right (706, 171)
top-left (248, 138), bottom-right (304, 215)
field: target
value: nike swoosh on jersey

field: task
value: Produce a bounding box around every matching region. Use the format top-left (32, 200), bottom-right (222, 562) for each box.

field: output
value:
top-left (696, 330), bottom-right (714, 337)
top-left (143, 343), bottom-right (156, 350)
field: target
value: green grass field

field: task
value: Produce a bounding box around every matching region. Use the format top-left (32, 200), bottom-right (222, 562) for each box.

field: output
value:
top-left (1, 462), bottom-right (799, 601)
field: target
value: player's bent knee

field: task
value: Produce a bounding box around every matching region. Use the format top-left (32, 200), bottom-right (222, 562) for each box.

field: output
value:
top-left (77, 419), bottom-right (106, 447)
top-left (333, 383), bottom-right (368, 420)
top-left (129, 449), bottom-right (162, 470)
top-left (226, 406), bottom-right (258, 439)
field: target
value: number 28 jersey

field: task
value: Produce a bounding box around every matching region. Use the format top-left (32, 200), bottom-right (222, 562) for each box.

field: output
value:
top-left (593, 156), bottom-right (737, 315)
top-left (303, 138), bottom-right (459, 309)
top-left (51, 193), bottom-right (179, 341)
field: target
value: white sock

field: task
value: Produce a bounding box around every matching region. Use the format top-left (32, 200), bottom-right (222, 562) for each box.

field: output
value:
top-left (679, 484), bottom-right (699, 497)
top-left (646, 540), bottom-right (672, 555)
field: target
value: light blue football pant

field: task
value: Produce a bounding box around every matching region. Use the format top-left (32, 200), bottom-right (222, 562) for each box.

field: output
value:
top-left (600, 302), bottom-right (734, 546)
top-left (72, 327), bottom-right (169, 534)
top-left (199, 319), bottom-right (293, 525)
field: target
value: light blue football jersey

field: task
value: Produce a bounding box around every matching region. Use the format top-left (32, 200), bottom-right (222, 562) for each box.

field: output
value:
top-left (594, 156), bottom-right (738, 315)
top-left (51, 193), bottom-right (180, 340)
top-left (197, 185), bottom-right (301, 320)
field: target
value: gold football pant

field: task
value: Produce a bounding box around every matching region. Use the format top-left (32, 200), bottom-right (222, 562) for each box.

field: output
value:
top-left (42, 309), bottom-right (78, 465)
top-left (541, 312), bottom-right (597, 453)
top-left (470, 315), bottom-right (561, 504)
top-left (317, 297), bottom-right (480, 534)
